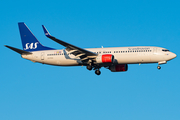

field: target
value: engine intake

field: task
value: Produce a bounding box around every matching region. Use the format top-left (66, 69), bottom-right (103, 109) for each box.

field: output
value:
top-left (109, 64), bottom-right (128, 72)
top-left (96, 54), bottom-right (114, 64)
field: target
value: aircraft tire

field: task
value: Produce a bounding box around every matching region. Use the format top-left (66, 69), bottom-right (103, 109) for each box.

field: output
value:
top-left (157, 66), bottom-right (161, 70)
top-left (87, 65), bottom-right (92, 70)
top-left (95, 70), bottom-right (101, 75)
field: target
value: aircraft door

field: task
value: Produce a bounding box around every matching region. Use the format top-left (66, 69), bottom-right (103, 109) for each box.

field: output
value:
top-left (153, 48), bottom-right (157, 53)
top-left (138, 52), bottom-right (143, 63)
top-left (41, 52), bottom-right (45, 60)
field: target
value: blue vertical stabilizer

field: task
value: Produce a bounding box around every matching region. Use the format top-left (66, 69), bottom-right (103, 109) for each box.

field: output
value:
top-left (18, 22), bottom-right (55, 51)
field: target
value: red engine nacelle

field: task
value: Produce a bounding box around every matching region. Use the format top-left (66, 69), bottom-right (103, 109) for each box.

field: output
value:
top-left (96, 54), bottom-right (114, 64)
top-left (109, 64), bottom-right (128, 72)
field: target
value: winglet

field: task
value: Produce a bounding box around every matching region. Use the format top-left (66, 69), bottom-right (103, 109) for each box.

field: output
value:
top-left (42, 25), bottom-right (51, 37)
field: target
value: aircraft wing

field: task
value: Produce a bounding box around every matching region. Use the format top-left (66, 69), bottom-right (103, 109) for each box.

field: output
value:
top-left (42, 25), bottom-right (97, 61)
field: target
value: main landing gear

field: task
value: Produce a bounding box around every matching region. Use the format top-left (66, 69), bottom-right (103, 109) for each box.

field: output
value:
top-left (95, 69), bottom-right (101, 75)
top-left (86, 65), bottom-right (101, 75)
top-left (86, 65), bottom-right (92, 70)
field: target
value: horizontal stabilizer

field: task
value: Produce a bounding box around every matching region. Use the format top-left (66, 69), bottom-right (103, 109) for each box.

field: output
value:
top-left (5, 45), bottom-right (32, 55)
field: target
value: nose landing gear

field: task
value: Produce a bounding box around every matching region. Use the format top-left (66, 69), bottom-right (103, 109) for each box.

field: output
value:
top-left (157, 61), bottom-right (167, 70)
top-left (157, 66), bottom-right (161, 70)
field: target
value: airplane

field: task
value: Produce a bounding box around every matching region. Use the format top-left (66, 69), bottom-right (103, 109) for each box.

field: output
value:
top-left (5, 22), bottom-right (177, 75)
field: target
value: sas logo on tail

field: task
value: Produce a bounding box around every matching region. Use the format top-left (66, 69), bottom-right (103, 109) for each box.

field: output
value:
top-left (24, 42), bottom-right (39, 50)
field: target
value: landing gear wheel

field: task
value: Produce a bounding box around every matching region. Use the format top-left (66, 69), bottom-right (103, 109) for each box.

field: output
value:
top-left (157, 66), bottom-right (161, 70)
top-left (87, 65), bottom-right (92, 70)
top-left (95, 70), bottom-right (101, 75)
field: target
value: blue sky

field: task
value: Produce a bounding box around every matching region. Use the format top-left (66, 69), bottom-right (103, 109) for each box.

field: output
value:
top-left (0, 0), bottom-right (180, 120)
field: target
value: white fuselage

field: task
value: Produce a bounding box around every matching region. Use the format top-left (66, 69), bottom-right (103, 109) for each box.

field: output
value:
top-left (22, 46), bottom-right (176, 66)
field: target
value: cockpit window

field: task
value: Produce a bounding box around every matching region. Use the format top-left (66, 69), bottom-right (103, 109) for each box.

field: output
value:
top-left (162, 49), bottom-right (170, 52)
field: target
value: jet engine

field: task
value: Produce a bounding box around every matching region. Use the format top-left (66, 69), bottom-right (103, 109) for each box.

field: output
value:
top-left (96, 54), bottom-right (114, 64)
top-left (109, 64), bottom-right (128, 72)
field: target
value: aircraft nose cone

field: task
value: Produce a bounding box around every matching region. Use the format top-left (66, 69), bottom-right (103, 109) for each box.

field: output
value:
top-left (172, 53), bottom-right (177, 59)
top-left (167, 52), bottom-right (177, 61)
